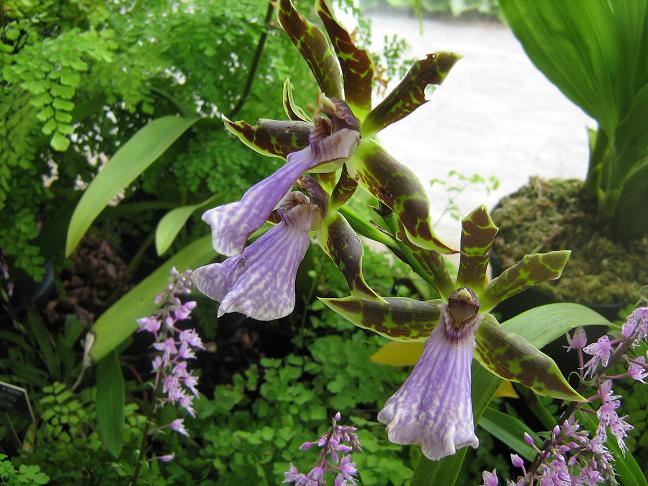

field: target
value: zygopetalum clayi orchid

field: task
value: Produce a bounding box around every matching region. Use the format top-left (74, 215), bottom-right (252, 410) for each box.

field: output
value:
top-left (193, 0), bottom-right (583, 463)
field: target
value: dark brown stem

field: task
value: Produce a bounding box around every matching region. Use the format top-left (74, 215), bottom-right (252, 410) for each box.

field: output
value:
top-left (226, 0), bottom-right (276, 119)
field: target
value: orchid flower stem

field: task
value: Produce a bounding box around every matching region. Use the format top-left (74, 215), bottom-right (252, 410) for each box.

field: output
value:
top-left (226, 0), bottom-right (276, 119)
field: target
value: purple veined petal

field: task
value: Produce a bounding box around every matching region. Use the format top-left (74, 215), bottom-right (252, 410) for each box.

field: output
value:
top-left (203, 128), bottom-right (359, 256)
top-left (377, 305), bottom-right (480, 461)
top-left (193, 201), bottom-right (317, 320)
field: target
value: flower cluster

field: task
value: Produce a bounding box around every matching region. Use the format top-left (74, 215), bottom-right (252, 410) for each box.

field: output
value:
top-left (481, 307), bottom-right (648, 485)
top-left (284, 412), bottom-right (362, 486)
top-left (137, 267), bottom-right (203, 420)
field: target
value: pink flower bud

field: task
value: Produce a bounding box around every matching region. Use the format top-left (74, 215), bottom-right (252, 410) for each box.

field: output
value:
top-left (510, 453), bottom-right (524, 468)
top-left (523, 432), bottom-right (534, 446)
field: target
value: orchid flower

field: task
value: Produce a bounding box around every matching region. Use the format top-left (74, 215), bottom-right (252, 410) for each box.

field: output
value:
top-left (323, 206), bottom-right (583, 460)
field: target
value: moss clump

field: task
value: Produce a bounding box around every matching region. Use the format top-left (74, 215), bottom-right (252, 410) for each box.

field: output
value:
top-left (491, 177), bottom-right (648, 306)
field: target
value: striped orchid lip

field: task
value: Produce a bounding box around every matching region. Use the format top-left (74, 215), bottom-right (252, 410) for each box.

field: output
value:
top-left (378, 290), bottom-right (483, 461)
top-left (193, 192), bottom-right (319, 321)
top-left (202, 125), bottom-right (358, 258)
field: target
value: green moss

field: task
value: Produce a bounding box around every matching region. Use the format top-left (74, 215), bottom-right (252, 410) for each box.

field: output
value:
top-left (491, 177), bottom-right (648, 305)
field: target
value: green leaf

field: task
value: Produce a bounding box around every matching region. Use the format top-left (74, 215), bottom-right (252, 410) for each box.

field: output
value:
top-left (155, 196), bottom-right (217, 256)
top-left (96, 351), bottom-right (124, 458)
top-left (479, 251), bottom-right (571, 312)
top-left (222, 116), bottom-right (311, 159)
top-left (319, 295), bottom-right (441, 341)
top-left (361, 52), bottom-right (460, 137)
top-left (316, 0), bottom-right (374, 118)
top-left (456, 206), bottom-right (498, 292)
top-left (503, 302), bottom-right (610, 349)
top-left (347, 139), bottom-right (454, 254)
top-left (319, 211), bottom-right (383, 301)
top-left (475, 314), bottom-right (583, 401)
top-left (499, 0), bottom-right (620, 134)
top-left (277, 0), bottom-right (343, 99)
top-left (50, 132), bottom-right (70, 151)
top-left (88, 235), bottom-right (214, 362)
top-left (65, 116), bottom-right (198, 256)
top-left (36, 106), bottom-right (54, 122)
top-left (282, 79), bottom-right (312, 122)
top-left (479, 408), bottom-right (537, 461)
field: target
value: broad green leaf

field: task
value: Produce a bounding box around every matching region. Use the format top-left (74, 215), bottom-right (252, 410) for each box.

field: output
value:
top-left (320, 296), bottom-right (441, 341)
top-left (89, 235), bottom-right (214, 361)
top-left (347, 139), bottom-right (454, 254)
top-left (282, 79), bottom-right (312, 122)
top-left (475, 315), bottom-right (583, 401)
top-left (316, 0), bottom-right (373, 118)
top-left (361, 52), bottom-right (460, 137)
top-left (479, 251), bottom-right (571, 312)
top-left (578, 410), bottom-right (648, 486)
top-left (65, 116), bottom-right (198, 256)
top-left (155, 196), bottom-right (217, 256)
top-left (479, 408), bottom-right (537, 461)
top-left (370, 341), bottom-right (423, 366)
top-left (319, 211), bottom-right (383, 301)
top-left (411, 302), bottom-right (609, 485)
top-left (277, 0), bottom-right (343, 99)
top-left (456, 206), bottom-right (498, 292)
top-left (96, 351), bottom-right (124, 458)
top-left (499, 0), bottom-right (619, 134)
top-left (612, 160), bottom-right (648, 239)
top-left (222, 116), bottom-right (311, 158)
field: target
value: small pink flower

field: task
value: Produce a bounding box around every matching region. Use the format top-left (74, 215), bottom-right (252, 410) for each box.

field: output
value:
top-left (510, 453), bottom-right (524, 468)
top-left (582, 335), bottom-right (613, 377)
top-left (628, 357), bottom-right (648, 382)
top-left (481, 469), bottom-right (498, 486)
top-left (158, 453), bottom-right (175, 462)
top-left (169, 418), bottom-right (188, 437)
top-left (565, 327), bottom-right (587, 351)
top-left (137, 316), bottom-right (160, 334)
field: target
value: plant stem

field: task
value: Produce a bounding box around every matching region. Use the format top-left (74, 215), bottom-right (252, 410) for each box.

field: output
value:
top-left (226, 0), bottom-right (276, 119)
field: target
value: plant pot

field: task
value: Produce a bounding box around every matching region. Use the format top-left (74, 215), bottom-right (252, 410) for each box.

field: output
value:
top-left (489, 177), bottom-right (648, 322)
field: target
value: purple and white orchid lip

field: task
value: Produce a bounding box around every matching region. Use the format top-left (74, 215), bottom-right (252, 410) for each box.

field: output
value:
top-left (193, 192), bottom-right (319, 321)
top-left (378, 290), bottom-right (483, 460)
top-left (203, 127), bottom-right (359, 257)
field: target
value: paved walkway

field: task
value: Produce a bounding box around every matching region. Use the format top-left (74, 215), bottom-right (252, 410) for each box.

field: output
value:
top-left (369, 12), bottom-right (592, 247)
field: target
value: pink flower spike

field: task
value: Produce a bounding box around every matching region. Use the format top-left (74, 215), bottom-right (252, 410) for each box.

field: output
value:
top-left (169, 418), bottom-right (188, 437)
top-left (566, 327), bottom-right (587, 351)
top-left (628, 357), bottom-right (648, 383)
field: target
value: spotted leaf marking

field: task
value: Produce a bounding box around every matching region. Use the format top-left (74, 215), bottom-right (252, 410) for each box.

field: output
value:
top-left (361, 52), bottom-right (460, 136)
top-left (283, 79), bottom-right (312, 122)
top-left (480, 251), bottom-right (571, 312)
top-left (319, 212), bottom-right (383, 302)
top-left (395, 222), bottom-right (456, 299)
top-left (278, 0), bottom-right (343, 99)
top-left (316, 0), bottom-right (373, 118)
top-left (457, 206), bottom-right (498, 292)
top-left (475, 314), bottom-right (584, 402)
top-left (330, 165), bottom-right (358, 210)
top-left (222, 117), bottom-right (311, 158)
top-left (348, 139), bottom-right (455, 254)
top-left (320, 296), bottom-right (442, 341)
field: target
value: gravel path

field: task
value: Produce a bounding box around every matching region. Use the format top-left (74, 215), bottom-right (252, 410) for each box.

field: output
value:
top-left (369, 12), bottom-right (593, 247)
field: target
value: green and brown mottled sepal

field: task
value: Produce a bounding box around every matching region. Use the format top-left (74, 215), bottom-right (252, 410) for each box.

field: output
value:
top-left (475, 314), bottom-right (584, 402)
top-left (316, 0), bottom-right (373, 119)
top-left (456, 206), bottom-right (498, 292)
top-left (278, 0), bottom-right (343, 99)
top-left (330, 165), bottom-right (358, 210)
top-left (222, 116), bottom-right (311, 158)
top-left (320, 295), bottom-right (442, 341)
top-left (348, 139), bottom-right (455, 254)
top-left (361, 52), bottom-right (460, 136)
top-left (319, 211), bottom-right (383, 302)
top-left (283, 79), bottom-right (312, 122)
top-left (480, 251), bottom-right (571, 312)
top-left (391, 219), bottom-right (455, 299)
